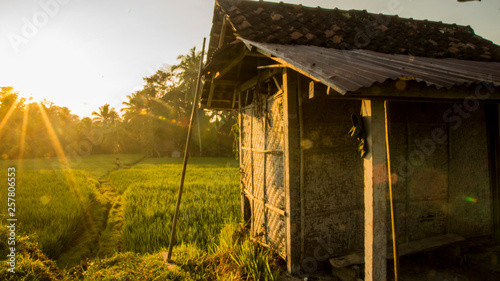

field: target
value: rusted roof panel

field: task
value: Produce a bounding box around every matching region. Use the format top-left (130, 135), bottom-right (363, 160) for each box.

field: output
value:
top-left (242, 38), bottom-right (500, 95)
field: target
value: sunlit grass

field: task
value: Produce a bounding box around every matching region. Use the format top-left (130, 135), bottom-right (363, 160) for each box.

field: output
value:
top-left (0, 156), bottom-right (281, 280)
top-left (0, 170), bottom-right (100, 260)
top-left (110, 164), bottom-right (241, 253)
top-left (0, 154), bottom-right (144, 179)
top-left (137, 157), bottom-right (238, 167)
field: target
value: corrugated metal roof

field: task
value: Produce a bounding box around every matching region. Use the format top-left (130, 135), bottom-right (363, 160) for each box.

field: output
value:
top-left (241, 38), bottom-right (500, 95)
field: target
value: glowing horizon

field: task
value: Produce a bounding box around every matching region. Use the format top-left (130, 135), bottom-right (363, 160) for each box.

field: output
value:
top-left (1, 0), bottom-right (498, 118)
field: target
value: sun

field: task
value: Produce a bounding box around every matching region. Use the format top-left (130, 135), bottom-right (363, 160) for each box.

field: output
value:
top-left (7, 25), bottom-right (100, 115)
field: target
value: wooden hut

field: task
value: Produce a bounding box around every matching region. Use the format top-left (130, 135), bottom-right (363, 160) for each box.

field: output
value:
top-left (201, 0), bottom-right (500, 279)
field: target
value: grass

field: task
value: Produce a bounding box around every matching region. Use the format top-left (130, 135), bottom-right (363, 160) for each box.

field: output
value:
top-left (109, 162), bottom-right (240, 253)
top-left (138, 157), bottom-right (238, 167)
top-left (0, 154), bottom-right (144, 179)
top-left (0, 224), bottom-right (66, 281)
top-left (0, 221), bottom-right (280, 281)
top-left (71, 224), bottom-right (280, 281)
top-left (0, 155), bottom-right (280, 280)
top-left (96, 195), bottom-right (125, 258)
top-left (0, 170), bottom-right (103, 260)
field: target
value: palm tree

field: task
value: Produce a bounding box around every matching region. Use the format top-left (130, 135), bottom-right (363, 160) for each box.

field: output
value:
top-left (91, 104), bottom-right (120, 153)
top-left (121, 92), bottom-right (144, 121)
top-left (92, 104), bottom-right (119, 126)
top-left (172, 46), bottom-right (201, 101)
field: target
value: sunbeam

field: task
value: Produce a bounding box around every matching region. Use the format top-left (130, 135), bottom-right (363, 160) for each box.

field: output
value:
top-left (36, 102), bottom-right (71, 169)
top-left (36, 102), bottom-right (98, 234)
top-left (18, 103), bottom-right (29, 160)
top-left (0, 95), bottom-right (20, 138)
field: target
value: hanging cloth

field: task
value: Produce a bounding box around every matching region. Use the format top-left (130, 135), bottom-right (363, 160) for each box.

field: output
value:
top-left (348, 113), bottom-right (368, 158)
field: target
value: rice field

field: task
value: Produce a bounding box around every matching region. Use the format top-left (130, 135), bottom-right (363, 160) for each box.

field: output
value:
top-left (108, 158), bottom-right (241, 253)
top-left (0, 169), bottom-right (100, 259)
top-left (0, 154), bottom-right (144, 179)
top-left (0, 156), bottom-right (280, 280)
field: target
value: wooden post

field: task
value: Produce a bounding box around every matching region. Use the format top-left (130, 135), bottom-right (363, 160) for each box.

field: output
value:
top-left (495, 104), bottom-right (500, 242)
top-left (486, 104), bottom-right (500, 242)
top-left (238, 91), bottom-right (245, 221)
top-left (298, 76), bottom-right (306, 263)
top-left (362, 98), bottom-right (388, 281)
top-left (283, 68), bottom-right (301, 273)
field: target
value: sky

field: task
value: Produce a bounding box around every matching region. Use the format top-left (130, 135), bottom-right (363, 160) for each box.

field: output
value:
top-left (0, 0), bottom-right (499, 118)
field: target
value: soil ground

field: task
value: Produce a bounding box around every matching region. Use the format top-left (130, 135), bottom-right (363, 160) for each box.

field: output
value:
top-left (280, 237), bottom-right (500, 281)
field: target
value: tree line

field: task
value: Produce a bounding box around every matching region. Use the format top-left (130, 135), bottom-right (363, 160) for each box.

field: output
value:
top-left (0, 47), bottom-right (236, 160)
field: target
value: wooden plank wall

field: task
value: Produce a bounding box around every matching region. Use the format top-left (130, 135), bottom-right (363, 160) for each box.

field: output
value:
top-left (388, 102), bottom-right (492, 242)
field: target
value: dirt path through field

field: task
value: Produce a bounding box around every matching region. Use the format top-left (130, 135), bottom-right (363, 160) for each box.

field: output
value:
top-left (56, 156), bottom-right (148, 268)
top-left (95, 181), bottom-right (125, 257)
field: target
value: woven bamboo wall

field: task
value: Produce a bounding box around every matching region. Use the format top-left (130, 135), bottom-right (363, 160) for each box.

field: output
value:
top-left (301, 99), bottom-right (364, 264)
top-left (240, 91), bottom-right (286, 257)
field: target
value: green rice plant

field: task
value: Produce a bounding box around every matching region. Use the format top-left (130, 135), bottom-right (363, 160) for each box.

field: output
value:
top-left (0, 170), bottom-right (101, 260)
top-left (76, 252), bottom-right (190, 281)
top-left (109, 163), bottom-right (239, 194)
top-left (0, 154), bottom-right (145, 179)
top-left (230, 240), bottom-right (279, 281)
top-left (0, 223), bottom-right (69, 281)
top-left (137, 157), bottom-right (238, 167)
top-left (114, 165), bottom-right (241, 253)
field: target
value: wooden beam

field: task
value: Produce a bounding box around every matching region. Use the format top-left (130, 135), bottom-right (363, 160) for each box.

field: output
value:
top-left (200, 98), bottom-right (232, 103)
top-left (486, 104), bottom-right (500, 242)
top-left (272, 76), bottom-right (282, 91)
top-left (257, 64), bottom-right (286, 69)
top-left (207, 74), bottom-right (216, 108)
top-left (298, 76), bottom-right (306, 263)
top-left (353, 81), bottom-right (500, 100)
top-left (283, 68), bottom-right (301, 274)
top-left (239, 91), bottom-right (250, 223)
top-left (218, 16), bottom-right (227, 48)
top-left (495, 104), bottom-right (500, 242)
top-left (238, 68), bottom-right (282, 93)
top-left (231, 87), bottom-right (238, 109)
top-left (362, 98), bottom-right (388, 281)
top-left (200, 106), bottom-right (236, 111)
top-left (215, 49), bottom-right (248, 79)
top-left (309, 81), bottom-right (315, 99)
top-left (231, 58), bottom-right (243, 110)
top-left (212, 80), bottom-right (239, 86)
top-left (244, 190), bottom-right (286, 216)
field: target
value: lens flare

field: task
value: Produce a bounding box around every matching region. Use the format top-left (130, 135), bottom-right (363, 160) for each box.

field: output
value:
top-left (465, 196), bottom-right (478, 203)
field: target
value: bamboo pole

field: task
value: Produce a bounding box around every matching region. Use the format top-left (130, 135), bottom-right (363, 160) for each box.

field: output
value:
top-left (384, 100), bottom-right (399, 280)
top-left (167, 37), bottom-right (206, 261)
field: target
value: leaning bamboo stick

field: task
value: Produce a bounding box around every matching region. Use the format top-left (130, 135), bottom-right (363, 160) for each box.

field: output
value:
top-left (167, 37), bottom-right (206, 261)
